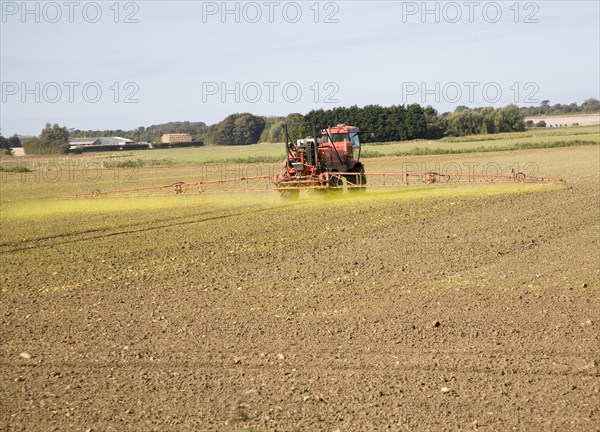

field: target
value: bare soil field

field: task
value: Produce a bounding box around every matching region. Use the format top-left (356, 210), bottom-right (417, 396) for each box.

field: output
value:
top-left (1, 146), bottom-right (599, 431)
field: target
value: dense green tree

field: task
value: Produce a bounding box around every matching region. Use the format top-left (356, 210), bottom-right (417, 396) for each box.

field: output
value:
top-left (303, 108), bottom-right (329, 136)
top-left (479, 107), bottom-right (497, 134)
top-left (422, 106), bottom-right (445, 139)
top-left (446, 109), bottom-right (484, 136)
top-left (39, 123), bottom-right (69, 144)
top-left (234, 114), bottom-right (266, 144)
top-left (495, 104), bottom-right (525, 133)
top-left (8, 134), bottom-right (22, 147)
top-left (261, 113), bottom-right (310, 143)
top-left (405, 104), bottom-right (427, 139)
top-left (389, 105), bottom-right (408, 141)
top-left (22, 138), bottom-right (70, 155)
top-left (0, 135), bottom-right (12, 155)
top-left (205, 113), bottom-right (265, 145)
top-left (21, 123), bottom-right (70, 155)
top-left (259, 116), bottom-right (285, 143)
top-left (581, 98), bottom-right (600, 113)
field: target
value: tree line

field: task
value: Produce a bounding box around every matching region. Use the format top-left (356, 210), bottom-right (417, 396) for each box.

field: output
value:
top-left (519, 98), bottom-right (599, 117)
top-left (198, 103), bottom-right (528, 145)
top-left (69, 121), bottom-right (208, 143)
top-left (71, 98), bottom-right (599, 146)
top-left (3, 98), bottom-right (598, 155)
top-left (260, 103), bottom-right (527, 142)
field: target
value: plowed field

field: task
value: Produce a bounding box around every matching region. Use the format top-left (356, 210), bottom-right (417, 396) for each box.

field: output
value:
top-left (1, 146), bottom-right (599, 431)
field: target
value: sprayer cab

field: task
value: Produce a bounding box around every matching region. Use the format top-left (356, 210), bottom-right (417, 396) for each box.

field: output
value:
top-left (318, 124), bottom-right (362, 172)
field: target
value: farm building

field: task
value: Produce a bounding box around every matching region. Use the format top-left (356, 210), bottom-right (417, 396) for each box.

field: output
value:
top-left (69, 137), bottom-right (133, 147)
top-left (93, 137), bottom-right (133, 145)
top-left (69, 137), bottom-right (134, 151)
top-left (161, 133), bottom-right (192, 144)
top-left (69, 139), bottom-right (96, 146)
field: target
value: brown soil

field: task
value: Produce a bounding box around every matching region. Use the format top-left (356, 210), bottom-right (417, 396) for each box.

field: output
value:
top-left (1, 147), bottom-right (599, 431)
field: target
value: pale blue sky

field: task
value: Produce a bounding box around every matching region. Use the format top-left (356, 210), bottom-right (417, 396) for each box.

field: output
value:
top-left (1, 1), bottom-right (599, 135)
